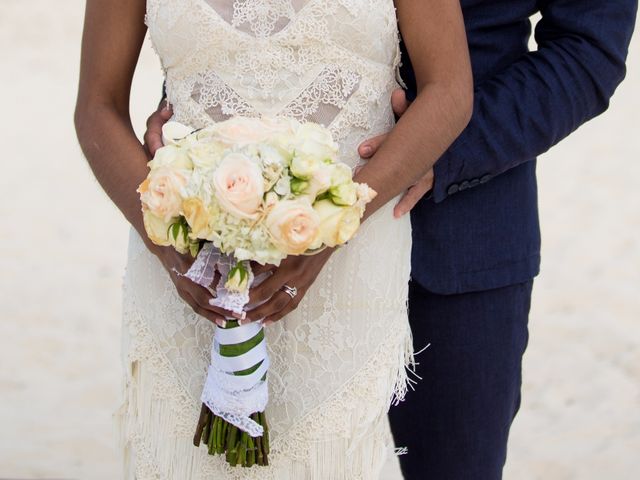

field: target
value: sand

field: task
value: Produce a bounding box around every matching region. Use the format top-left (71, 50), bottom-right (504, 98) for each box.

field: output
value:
top-left (0, 1), bottom-right (638, 478)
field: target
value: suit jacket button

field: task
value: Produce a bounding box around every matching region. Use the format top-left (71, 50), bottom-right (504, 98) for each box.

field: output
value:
top-left (447, 184), bottom-right (459, 195)
top-left (470, 178), bottom-right (480, 187)
top-left (460, 180), bottom-right (470, 190)
top-left (480, 174), bottom-right (492, 184)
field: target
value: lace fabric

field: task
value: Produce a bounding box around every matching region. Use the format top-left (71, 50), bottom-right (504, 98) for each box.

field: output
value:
top-left (119, 0), bottom-right (413, 478)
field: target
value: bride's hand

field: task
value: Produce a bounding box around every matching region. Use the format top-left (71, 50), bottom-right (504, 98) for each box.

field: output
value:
top-left (143, 99), bottom-right (173, 159)
top-left (245, 248), bottom-right (334, 325)
top-left (358, 88), bottom-right (434, 218)
top-left (153, 245), bottom-right (239, 326)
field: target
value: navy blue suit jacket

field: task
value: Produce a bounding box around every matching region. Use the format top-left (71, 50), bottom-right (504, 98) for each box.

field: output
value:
top-left (402, 0), bottom-right (637, 294)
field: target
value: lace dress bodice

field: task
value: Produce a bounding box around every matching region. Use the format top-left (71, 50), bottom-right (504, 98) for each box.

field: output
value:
top-left (146, 0), bottom-right (403, 167)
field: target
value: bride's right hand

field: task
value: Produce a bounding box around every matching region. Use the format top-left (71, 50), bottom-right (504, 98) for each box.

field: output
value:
top-left (153, 244), bottom-right (238, 327)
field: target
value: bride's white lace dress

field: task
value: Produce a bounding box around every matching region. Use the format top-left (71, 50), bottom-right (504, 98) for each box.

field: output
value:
top-left (117, 0), bottom-right (413, 478)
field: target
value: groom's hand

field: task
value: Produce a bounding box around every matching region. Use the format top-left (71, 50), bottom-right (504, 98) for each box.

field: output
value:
top-left (358, 89), bottom-right (434, 218)
top-left (245, 248), bottom-right (334, 325)
top-left (143, 99), bottom-right (173, 159)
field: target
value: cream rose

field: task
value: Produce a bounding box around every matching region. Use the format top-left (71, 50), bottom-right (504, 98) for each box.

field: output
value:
top-left (212, 153), bottom-right (264, 219)
top-left (306, 164), bottom-right (332, 199)
top-left (187, 141), bottom-right (225, 170)
top-left (313, 199), bottom-right (361, 247)
top-left (329, 182), bottom-right (358, 206)
top-left (266, 200), bottom-right (320, 255)
top-left (138, 166), bottom-right (189, 222)
top-left (142, 209), bottom-right (172, 247)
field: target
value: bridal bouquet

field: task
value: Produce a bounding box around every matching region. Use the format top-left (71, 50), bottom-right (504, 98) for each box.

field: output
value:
top-left (137, 116), bottom-right (376, 467)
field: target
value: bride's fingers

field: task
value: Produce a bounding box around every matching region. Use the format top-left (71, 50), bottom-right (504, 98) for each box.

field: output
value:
top-left (247, 268), bottom-right (288, 307)
top-left (177, 287), bottom-right (226, 326)
top-left (247, 290), bottom-right (294, 324)
top-left (262, 294), bottom-right (302, 326)
top-left (358, 133), bottom-right (388, 159)
top-left (189, 282), bottom-right (241, 319)
top-left (251, 262), bottom-right (276, 276)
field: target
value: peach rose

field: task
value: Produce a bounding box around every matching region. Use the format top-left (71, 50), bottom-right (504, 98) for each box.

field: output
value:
top-left (182, 197), bottom-right (210, 238)
top-left (212, 153), bottom-right (264, 219)
top-left (212, 117), bottom-right (296, 146)
top-left (266, 200), bottom-right (320, 255)
top-left (138, 166), bottom-right (189, 222)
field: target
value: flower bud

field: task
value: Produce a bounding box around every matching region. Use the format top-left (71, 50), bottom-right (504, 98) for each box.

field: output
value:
top-left (225, 263), bottom-right (250, 292)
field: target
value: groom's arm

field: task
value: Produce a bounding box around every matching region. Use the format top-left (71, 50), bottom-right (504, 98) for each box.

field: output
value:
top-left (429, 0), bottom-right (637, 202)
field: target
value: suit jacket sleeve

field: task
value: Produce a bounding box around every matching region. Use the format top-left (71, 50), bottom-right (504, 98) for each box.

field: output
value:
top-left (430, 0), bottom-right (638, 202)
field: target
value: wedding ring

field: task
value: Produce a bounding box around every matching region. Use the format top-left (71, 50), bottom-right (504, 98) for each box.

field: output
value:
top-left (281, 284), bottom-right (298, 299)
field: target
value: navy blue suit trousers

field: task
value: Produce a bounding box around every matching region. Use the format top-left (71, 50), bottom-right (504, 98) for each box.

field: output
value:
top-left (389, 280), bottom-right (533, 479)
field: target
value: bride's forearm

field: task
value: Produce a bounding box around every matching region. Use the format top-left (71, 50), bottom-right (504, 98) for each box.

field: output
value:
top-left (355, 0), bottom-right (472, 221)
top-left (74, 103), bottom-right (155, 252)
top-left (355, 82), bottom-right (472, 221)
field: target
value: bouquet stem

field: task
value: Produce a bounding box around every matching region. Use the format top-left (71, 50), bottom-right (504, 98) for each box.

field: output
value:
top-left (193, 319), bottom-right (270, 467)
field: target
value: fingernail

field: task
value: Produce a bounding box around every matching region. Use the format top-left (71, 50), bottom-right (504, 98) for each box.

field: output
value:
top-left (361, 146), bottom-right (372, 156)
top-left (237, 311), bottom-right (248, 325)
top-left (262, 320), bottom-right (273, 327)
top-left (216, 319), bottom-right (227, 328)
top-left (232, 311), bottom-right (244, 320)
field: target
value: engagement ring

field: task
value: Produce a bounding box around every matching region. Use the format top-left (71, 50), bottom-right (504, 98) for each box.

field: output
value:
top-left (281, 284), bottom-right (298, 299)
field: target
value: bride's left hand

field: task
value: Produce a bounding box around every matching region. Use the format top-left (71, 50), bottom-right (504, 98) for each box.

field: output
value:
top-left (246, 248), bottom-right (334, 325)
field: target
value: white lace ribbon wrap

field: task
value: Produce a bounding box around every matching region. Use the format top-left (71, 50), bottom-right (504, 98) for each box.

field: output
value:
top-left (182, 243), bottom-right (268, 437)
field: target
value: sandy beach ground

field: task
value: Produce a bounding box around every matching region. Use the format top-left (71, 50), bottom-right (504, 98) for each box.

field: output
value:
top-left (0, 1), bottom-right (638, 478)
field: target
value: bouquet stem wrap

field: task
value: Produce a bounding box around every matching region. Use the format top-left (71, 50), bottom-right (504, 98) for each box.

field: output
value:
top-left (182, 243), bottom-right (270, 466)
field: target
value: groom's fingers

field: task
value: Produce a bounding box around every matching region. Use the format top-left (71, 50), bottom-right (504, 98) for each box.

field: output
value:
top-left (394, 171), bottom-right (434, 218)
top-left (144, 100), bottom-right (172, 158)
top-left (357, 90), bottom-right (410, 159)
top-left (391, 88), bottom-right (410, 116)
top-left (358, 133), bottom-right (388, 159)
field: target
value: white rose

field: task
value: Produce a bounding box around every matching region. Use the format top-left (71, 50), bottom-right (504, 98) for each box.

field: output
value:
top-left (149, 144), bottom-right (193, 170)
top-left (291, 122), bottom-right (339, 163)
top-left (212, 153), bottom-right (265, 219)
top-left (329, 163), bottom-right (353, 187)
top-left (290, 153), bottom-right (321, 180)
top-left (313, 199), bottom-right (361, 247)
top-left (187, 141), bottom-right (225, 170)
